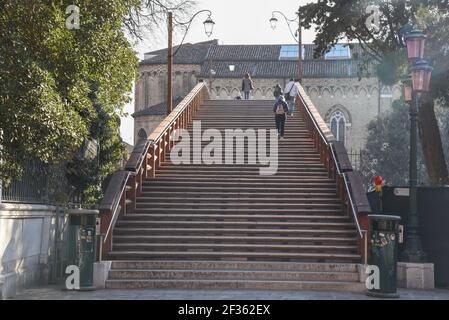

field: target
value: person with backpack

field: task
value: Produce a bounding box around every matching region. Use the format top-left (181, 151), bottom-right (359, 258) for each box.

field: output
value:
top-left (273, 84), bottom-right (283, 100)
top-left (241, 73), bottom-right (254, 100)
top-left (284, 78), bottom-right (299, 116)
top-left (273, 95), bottom-right (289, 140)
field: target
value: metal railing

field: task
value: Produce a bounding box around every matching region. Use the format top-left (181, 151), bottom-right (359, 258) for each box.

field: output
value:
top-left (330, 145), bottom-right (363, 239)
top-left (0, 159), bottom-right (74, 205)
top-left (296, 85), bottom-right (371, 264)
top-left (347, 149), bottom-right (362, 171)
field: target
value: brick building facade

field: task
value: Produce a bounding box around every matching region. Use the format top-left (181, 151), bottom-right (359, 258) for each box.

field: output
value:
top-left (133, 40), bottom-right (401, 151)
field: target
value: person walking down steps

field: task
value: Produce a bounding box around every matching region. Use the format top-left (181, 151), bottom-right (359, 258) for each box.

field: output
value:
top-left (241, 73), bottom-right (254, 100)
top-left (273, 95), bottom-right (289, 140)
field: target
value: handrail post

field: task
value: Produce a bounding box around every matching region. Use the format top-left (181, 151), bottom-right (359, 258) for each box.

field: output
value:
top-left (363, 230), bottom-right (368, 265)
top-left (144, 148), bottom-right (149, 179)
top-left (165, 130), bottom-right (170, 161)
top-left (159, 138), bottom-right (164, 168)
top-left (99, 209), bottom-right (112, 260)
top-left (149, 144), bottom-right (156, 178)
top-left (154, 139), bottom-right (163, 171)
top-left (127, 175), bottom-right (136, 212)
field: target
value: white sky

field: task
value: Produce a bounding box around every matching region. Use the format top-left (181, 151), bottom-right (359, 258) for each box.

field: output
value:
top-left (120, 0), bottom-right (317, 145)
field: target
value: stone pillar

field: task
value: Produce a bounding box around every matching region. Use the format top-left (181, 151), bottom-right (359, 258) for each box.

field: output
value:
top-left (397, 262), bottom-right (435, 289)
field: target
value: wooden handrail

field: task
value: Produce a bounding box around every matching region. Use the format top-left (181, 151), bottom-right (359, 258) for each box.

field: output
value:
top-left (98, 82), bottom-right (209, 260)
top-left (296, 84), bottom-right (371, 263)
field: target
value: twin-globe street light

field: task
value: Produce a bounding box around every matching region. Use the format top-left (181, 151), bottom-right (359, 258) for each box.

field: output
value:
top-left (166, 10), bottom-right (215, 114)
top-left (401, 29), bottom-right (433, 262)
top-left (269, 6), bottom-right (303, 83)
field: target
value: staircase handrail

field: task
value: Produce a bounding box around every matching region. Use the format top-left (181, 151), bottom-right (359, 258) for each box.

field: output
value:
top-left (296, 85), bottom-right (371, 263)
top-left (98, 82), bottom-right (209, 260)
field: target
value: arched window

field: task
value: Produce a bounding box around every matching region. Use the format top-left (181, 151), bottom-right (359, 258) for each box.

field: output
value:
top-left (330, 110), bottom-right (346, 144)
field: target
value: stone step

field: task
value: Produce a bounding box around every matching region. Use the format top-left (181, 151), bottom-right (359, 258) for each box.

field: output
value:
top-left (169, 149), bottom-right (318, 154)
top-left (161, 159), bottom-right (323, 165)
top-left (132, 198), bottom-right (341, 204)
top-left (105, 279), bottom-right (365, 291)
top-left (133, 204), bottom-right (342, 211)
top-left (153, 174), bottom-right (330, 179)
top-left (108, 269), bottom-right (359, 282)
top-left (136, 192), bottom-right (338, 198)
top-left (112, 235), bottom-right (358, 245)
top-left (141, 180), bottom-right (336, 187)
top-left (107, 250), bottom-right (361, 263)
top-left (120, 213), bottom-right (346, 220)
top-left (113, 227), bottom-right (357, 237)
top-left (153, 172), bottom-right (329, 178)
top-left (140, 186), bottom-right (338, 193)
top-left (158, 163), bottom-right (327, 168)
top-left (115, 220), bottom-right (353, 230)
top-left (110, 260), bottom-right (360, 272)
top-left (132, 208), bottom-right (344, 215)
top-left (112, 243), bottom-right (358, 254)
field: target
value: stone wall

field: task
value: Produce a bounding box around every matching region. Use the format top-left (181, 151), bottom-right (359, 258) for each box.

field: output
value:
top-left (135, 64), bottom-right (201, 112)
top-left (134, 115), bottom-right (166, 143)
top-left (0, 203), bottom-right (62, 299)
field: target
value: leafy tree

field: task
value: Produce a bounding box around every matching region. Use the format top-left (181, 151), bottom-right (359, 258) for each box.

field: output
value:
top-left (360, 99), bottom-right (427, 189)
top-left (299, 0), bottom-right (449, 185)
top-left (0, 1), bottom-right (138, 181)
top-left (66, 88), bottom-right (126, 204)
top-left (0, 0), bottom-right (196, 203)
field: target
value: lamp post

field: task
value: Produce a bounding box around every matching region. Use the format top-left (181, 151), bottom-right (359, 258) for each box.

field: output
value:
top-left (269, 5), bottom-right (302, 83)
top-left (401, 29), bottom-right (433, 263)
top-left (166, 10), bottom-right (215, 115)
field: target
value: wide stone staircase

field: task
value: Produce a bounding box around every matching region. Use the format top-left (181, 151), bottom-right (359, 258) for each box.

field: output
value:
top-left (103, 99), bottom-right (365, 291)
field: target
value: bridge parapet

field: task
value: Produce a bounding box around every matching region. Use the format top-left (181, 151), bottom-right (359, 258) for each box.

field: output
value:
top-left (296, 84), bottom-right (371, 264)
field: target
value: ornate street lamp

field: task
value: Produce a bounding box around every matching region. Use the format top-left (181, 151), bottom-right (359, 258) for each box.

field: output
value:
top-left (203, 15), bottom-right (215, 37)
top-left (400, 27), bottom-right (432, 263)
top-left (402, 77), bottom-right (413, 104)
top-left (411, 60), bottom-right (433, 93)
top-left (166, 10), bottom-right (215, 114)
top-left (404, 30), bottom-right (427, 61)
top-left (269, 16), bottom-right (278, 30)
top-left (269, 7), bottom-right (303, 83)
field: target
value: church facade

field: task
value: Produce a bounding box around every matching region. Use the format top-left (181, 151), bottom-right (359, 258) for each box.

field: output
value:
top-left (133, 40), bottom-right (401, 152)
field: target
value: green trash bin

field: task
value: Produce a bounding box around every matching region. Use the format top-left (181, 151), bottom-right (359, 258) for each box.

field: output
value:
top-left (367, 214), bottom-right (401, 298)
top-left (67, 209), bottom-right (98, 290)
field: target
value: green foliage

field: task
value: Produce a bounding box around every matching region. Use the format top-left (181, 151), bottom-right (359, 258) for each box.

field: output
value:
top-left (0, 1), bottom-right (139, 202)
top-left (360, 100), bottom-right (427, 189)
top-left (299, 0), bottom-right (449, 184)
top-left (298, 0), bottom-right (449, 90)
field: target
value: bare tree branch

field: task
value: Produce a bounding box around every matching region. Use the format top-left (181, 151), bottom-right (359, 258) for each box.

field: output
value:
top-left (124, 0), bottom-right (197, 42)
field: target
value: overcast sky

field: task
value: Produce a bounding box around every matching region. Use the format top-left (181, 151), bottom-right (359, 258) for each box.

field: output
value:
top-left (120, 0), bottom-right (317, 145)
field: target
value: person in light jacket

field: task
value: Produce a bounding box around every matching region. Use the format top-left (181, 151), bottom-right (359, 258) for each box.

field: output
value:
top-left (284, 78), bottom-right (300, 116)
top-left (241, 73), bottom-right (254, 100)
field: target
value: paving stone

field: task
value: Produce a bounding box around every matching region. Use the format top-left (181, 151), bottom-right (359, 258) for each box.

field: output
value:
top-left (9, 286), bottom-right (449, 300)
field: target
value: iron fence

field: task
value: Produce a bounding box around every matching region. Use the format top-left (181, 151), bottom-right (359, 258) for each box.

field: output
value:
top-left (0, 159), bottom-right (75, 205)
top-left (348, 149), bottom-right (362, 171)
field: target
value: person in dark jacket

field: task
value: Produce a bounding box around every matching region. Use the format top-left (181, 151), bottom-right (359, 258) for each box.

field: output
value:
top-left (241, 73), bottom-right (254, 100)
top-left (273, 84), bottom-right (283, 100)
top-left (273, 95), bottom-right (289, 140)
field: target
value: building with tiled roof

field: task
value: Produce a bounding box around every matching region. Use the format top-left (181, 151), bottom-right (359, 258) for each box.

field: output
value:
top-left (134, 40), bottom-right (400, 151)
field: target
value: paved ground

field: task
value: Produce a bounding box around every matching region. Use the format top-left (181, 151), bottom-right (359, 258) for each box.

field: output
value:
top-left (10, 286), bottom-right (449, 300)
